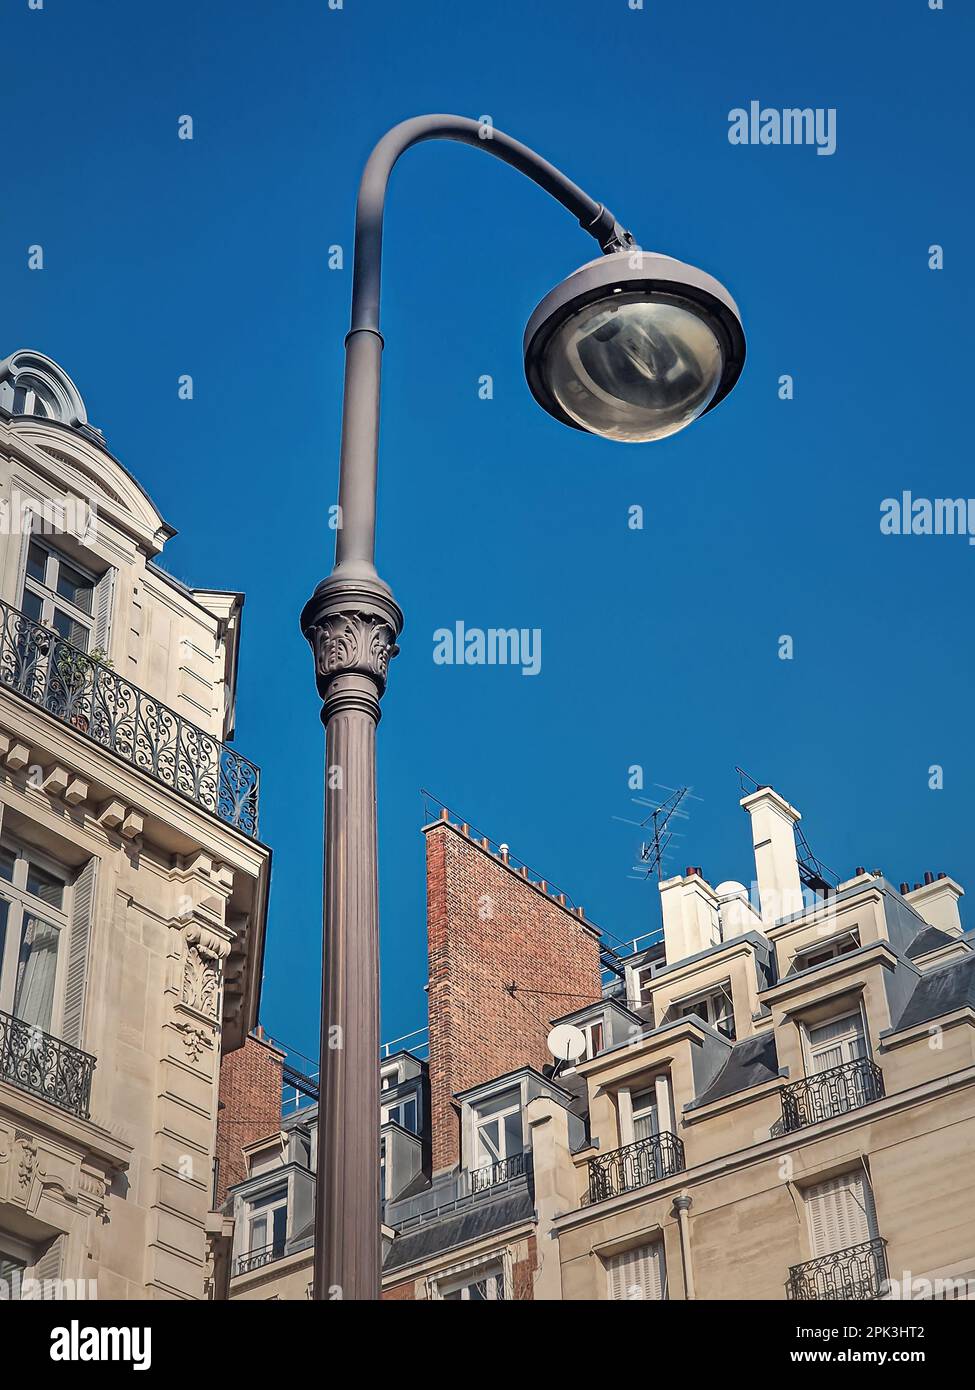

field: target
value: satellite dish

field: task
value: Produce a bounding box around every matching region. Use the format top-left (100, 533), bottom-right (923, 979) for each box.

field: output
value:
top-left (546, 1023), bottom-right (587, 1064)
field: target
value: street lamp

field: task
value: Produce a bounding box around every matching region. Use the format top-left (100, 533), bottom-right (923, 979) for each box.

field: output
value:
top-left (300, 115), bottom-right (745, 1302)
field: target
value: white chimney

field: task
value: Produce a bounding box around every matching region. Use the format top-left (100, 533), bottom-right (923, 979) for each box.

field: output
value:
top-left (659, 870), bottom-right (721, 964)
top-left (905, 876), bottom-right (965, 938)
top-left (740, 786), bottom-right (804, 925)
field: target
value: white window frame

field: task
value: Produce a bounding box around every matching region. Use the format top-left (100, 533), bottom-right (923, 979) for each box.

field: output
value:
top-left (21, 537), bottom-right (97, 653)
top-left (381, 1092), bottom-right (418, 1133)
top-left (244, 1184), bottom-right (289, 1258)
top-left (803, 1005), bottom-right (868, 1077)
top-left (582, 1017), bottom-right (604, 1060)
top-left (794, 930), bottom-right (861, 973)
top-left (674, 979), bottom-right (736, 1039)
top-left (630, 1087), bottom-right (659, 1141)
top-left (471, 1087), bottom-right (523, 1171)
top-left (0, 837), bottom-right (72, 1035)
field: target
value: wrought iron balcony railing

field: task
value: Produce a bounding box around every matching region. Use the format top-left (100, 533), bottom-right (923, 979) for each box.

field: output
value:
top-left (468, 1151), bottom-right (529, 1195)
top-left (789, 1237), bottom-right (888, 1301)
top-left (233, 1240), bottom-right (286, 1277)
top-left (778, 1058), bottom-right (884, 1135)
top-left (0, 599), bottom-right (260, 837)
top-left (586, 1131), bottom-right (685, 1206)
top-left (0, 1008), bottom-right (95, 1119)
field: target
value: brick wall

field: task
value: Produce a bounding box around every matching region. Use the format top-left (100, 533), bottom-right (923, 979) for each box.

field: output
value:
top-left (425, 818), bottom-right (602, 1172)
top-left (382, 1279), bottom-right (416, 1300)
top-left (214, 1031), bottom-right (285, 1205)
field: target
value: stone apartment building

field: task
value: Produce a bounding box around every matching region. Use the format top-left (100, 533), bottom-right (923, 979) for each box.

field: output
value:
top-left (0, 349), bottom-right (270, 1299)
top-left (218, 785), bottom-right (975, 1301)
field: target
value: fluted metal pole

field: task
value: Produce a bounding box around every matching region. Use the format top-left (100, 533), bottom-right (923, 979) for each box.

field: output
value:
top-left (301, 115), bottom-right (627, 1301)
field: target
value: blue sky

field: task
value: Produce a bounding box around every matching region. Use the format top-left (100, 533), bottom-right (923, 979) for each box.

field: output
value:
top-left (4, 0), bottom-right (972, 1068)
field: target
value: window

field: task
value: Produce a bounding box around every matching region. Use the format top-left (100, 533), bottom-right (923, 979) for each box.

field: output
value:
top-left (631, 1088), bottom-right (659, 1141)
top-left (21, 539), bottom-right (96, 652)
top-left (806, 1172), bottom-right (879, 1258)
top-left (0, 1249), bottom-right (27, 1301)
top-left (795, 931), bottom-right (860, 972)
top-left (12, 379), bottom-right (58, 419)
top-left (636, 966), bottom-right (655, 1008)
top-left (0, 840), bottom-right (71, 1035)
top-left (438, 1261), bottom-right (506, 1301)
top-left (606, 1241), bottom-right (667, 1300)
top-left (583, 1019), bottom-right (604, 1059)
top-left (246, 1187), bottom-right (288, 1260)
top-left (675, 981), bottom-right (736, 1039)
top-left (473, 1089), bottom-right (523, 1169)
top-left (380, 1137), bottom-right (387, 1201)
top-left (381, 1093), bottom-right (418, 1133)
top-left (807, 1011), bottom-right (866, 1074)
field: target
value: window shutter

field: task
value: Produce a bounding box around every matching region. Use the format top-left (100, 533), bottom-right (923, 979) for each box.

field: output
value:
top-left (806, 1172), bottom-right (878, 1256)
top-left (92, 568), bottom-right (115, 656)
top-left (607, 1241), bottom-right (666, 1300)
top-left (61, 858), bottom-right (97, 1047)
top-left (33, 1235), bottom-right (64, 1289)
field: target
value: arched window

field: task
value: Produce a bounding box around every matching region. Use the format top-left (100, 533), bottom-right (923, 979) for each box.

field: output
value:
top-left (12, 378), bottom-right (58, 419)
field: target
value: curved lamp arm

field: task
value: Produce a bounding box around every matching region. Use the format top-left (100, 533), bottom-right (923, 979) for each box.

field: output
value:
top-left (330, 114), bottom-right (633, 579)
top-left (351, 114), bottom-right (633, 333)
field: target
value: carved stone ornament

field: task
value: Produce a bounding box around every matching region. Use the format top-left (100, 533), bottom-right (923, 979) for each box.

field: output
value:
top-left (16, 1135), bottom-right (37, 1191)
top-left (181, 924), bottom-right (230, 1020)
top-left (175, 1021), bottom-right (214, 1062)
top-left (309, 611), bottom-right (400, 693)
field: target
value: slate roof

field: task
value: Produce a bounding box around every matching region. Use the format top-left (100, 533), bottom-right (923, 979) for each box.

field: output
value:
top-left (689, 1031), bottom-right (780, 1109)
top-left (906, 925), bottom-right (956, 959)
top-left (383, 1188), bottom-right (534, 1273)
top-left (894, 953), bottom-right (975, 1031)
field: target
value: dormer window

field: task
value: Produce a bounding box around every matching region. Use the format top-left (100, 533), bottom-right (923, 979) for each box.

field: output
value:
top-left (473, 1089), bottom-right (523, 1170)
top-left (674, 981), bottom-right (736, 1040)
top-left (582, 1018), bottom-right (604, 1059)
top-left (12, 379), bottom-right (58, 419)
top-left (806, 1010), bottom-right (866, 1074)
top-left (381, 1094), bottom-right (418, 1133)
top-left (794, 930), bottom-right (860, 973)
top-left (631, 1088), bottom-right (659, 1140)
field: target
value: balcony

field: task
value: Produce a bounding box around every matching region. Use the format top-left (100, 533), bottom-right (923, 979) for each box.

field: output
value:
top-left (586, 1131), bottom-right (685, 1206)
top-left (233, 1241), bottom-right (285, 1277)
top-left (0, 1008), bottom-right (95, 1119)
top-left (789, 1237), bottom-right (889, 1300)
top-left (0, 599), bottom-right (260, 837)
top-left (777, 1059), bottom-right (884, 1135)
top-left (468, 1151), bottom-right (529, 1195)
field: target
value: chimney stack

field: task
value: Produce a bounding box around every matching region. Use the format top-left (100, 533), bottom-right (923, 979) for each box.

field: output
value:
top-left (659, 869), bottom-right (721, 964)
top-left (739, 786), bottom-right (804, 925)
top-left (904, 874), bottom-right (965, 938)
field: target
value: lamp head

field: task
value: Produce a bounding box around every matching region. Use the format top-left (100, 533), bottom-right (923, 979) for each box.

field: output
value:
top-left (523, 251), bottom-right (746, 443)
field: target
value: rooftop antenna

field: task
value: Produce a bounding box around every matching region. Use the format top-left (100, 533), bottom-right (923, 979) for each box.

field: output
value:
top-left (637, 785), bottom-right (690, 881)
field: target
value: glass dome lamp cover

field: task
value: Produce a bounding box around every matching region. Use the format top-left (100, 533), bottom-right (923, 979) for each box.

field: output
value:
top-left (523, 251), bottom-right (746, 443)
